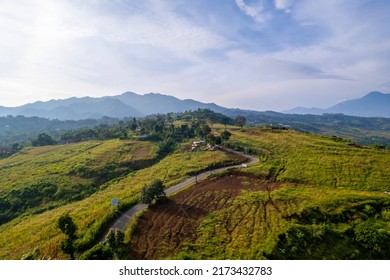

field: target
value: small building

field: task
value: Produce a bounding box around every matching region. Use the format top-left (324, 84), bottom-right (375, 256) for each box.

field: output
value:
top-left (191, 140), bottom-right (206, 151)
top-left (207, 143), bottom-right (217, 151)
top-left (192, 141), bottom-right (206, 147)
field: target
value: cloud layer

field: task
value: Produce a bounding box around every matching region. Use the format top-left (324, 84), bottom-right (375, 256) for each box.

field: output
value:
top-left (0, 0), bottom-right (389, 111)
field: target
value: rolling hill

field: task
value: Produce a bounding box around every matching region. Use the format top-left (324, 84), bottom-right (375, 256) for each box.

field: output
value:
top-left (0, 123), bottom-right (389, 260)
top-left (130, 126), bottom-right (390, 260)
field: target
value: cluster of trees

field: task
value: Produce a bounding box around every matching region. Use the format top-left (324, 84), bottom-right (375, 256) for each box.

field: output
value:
top-left (0, 109), bottom-right (246, 159)
top-left (56, 109), bottom-right (234, 144)
top-left (0, 179), bottom-right (98, 226)
top-left (0, 115), bottom-right (118, 147)
top-left (0, 143), bottom-right (21, 159)
top-left (56, 109), bottom-right (238, 155)
top-left (57, 214), bottom-right (126, 260)
top-left (267, 203), bottom-right (390, 259)
top-left (79, 228), bottom-right (126, 260)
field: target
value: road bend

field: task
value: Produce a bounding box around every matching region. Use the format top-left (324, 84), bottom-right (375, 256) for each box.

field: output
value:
top-left (101, 147), bottom-right (259, 240)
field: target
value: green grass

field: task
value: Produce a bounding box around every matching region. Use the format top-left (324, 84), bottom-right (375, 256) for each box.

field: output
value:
top-left (0, 140), bottom-right (157, 225)
top-left (223, 126), bottom-right (390, 191)
top-left (169, 126), bottom-right (390, 259)
top-left (0, 144), bottom-right (242, 259)
top-left (1, 126), bottom-right (389, 260)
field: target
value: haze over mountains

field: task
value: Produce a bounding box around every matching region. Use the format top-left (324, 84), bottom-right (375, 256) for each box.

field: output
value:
top-left (0, 91), bottom-right (389, 120)
top-left (0, 92), bottom-right (226, 120)
top-left (284, 91), bottom-right (390, 118)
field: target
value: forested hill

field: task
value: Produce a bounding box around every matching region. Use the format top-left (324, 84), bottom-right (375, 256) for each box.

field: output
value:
top-left (1, 109), bottom-right (390, 151)
top-left (0, 115), bottom-right (120, 147)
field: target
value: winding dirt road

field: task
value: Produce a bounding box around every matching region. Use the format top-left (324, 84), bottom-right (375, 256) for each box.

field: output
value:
top-left (102, 147), bottom-right (259, 238)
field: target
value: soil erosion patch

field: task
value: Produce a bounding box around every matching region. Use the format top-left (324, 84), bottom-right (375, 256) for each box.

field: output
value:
top-left (130, 173), bottom-right (280, 259)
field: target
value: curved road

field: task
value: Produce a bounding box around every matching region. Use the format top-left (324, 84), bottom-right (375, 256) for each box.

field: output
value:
top-left (102, 147), bottom-right (259, 239)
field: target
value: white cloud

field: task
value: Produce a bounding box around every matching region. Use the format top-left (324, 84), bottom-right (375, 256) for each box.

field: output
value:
top-left (0, 0), bottom-right (389, 111)
top-left (274, 0), bottom-right (294, 12)
top-left (235, 0), bottom-right (270, 23)
top-left (0, 0), bottom-right (230, 106)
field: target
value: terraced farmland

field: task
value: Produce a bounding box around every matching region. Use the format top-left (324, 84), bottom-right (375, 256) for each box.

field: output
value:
top-left (130, 172), bottom-right (273, 259)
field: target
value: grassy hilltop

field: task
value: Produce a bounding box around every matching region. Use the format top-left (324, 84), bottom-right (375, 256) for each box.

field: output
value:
top-left (0, 118), bottom-right (389, 260)
top-left (130, 126), bottom-right (390, 260)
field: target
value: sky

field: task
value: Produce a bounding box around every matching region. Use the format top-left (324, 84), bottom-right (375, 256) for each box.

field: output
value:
top-left (0, 0), bottom-right (389, 111)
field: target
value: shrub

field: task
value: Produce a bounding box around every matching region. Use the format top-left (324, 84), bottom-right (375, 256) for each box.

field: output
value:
top-left (140, 179), bottom-right (166, 205)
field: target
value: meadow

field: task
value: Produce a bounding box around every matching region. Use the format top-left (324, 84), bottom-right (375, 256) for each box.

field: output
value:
top-left (0, 141), bottom-right (242, 259)
top-left (0, 139), bottom-right (157, 225)
top-left (1, 125), bottom-right (389, 259)
top-left (129, 126), bottom-right (390, 259)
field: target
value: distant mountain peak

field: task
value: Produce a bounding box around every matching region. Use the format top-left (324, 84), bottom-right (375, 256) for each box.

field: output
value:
top-left (367, 91), bottom-right (384, 96)
top-left (284, 91), bottom-right (390, 118)
top-left (0, 91), bottom-right (228, 120)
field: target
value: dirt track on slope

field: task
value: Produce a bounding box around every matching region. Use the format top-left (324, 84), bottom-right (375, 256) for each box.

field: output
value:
top-left (129, 173), bottom-right (280, 259)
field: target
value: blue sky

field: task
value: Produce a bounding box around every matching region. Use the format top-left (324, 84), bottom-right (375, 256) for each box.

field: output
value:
top-left (0, 0), bottom-right (389, 111)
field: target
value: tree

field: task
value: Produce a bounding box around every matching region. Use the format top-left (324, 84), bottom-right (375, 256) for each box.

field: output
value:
top-left (58, 213), bottom-right (77, 239)
top-left (105, 229), bottom-right (125, 259)
top-left (235, 116), bottom-right (247, 129)
top-left (157, 137), bottom-right (177, 159)
top-left (195, 124), bottom-right (211, 139)
top-left (220, 130), bottom-right (231, 141)
top-left (220, 116), bottom-right (231, 129)
top-left (32, 133), bottom-right (56, 146)
top-left (58, 213), bottom-right (77, 259)
top-left (206, 134), bottom-right (217, 146)
top-left (140, 179), bottom-right (166, 205)
top-left (129, 117), bottom-right (138, 131)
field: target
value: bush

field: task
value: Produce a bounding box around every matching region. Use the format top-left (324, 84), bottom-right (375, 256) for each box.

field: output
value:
top-left (354, 220), bottom-right (390, 256)
top-left (157, 138), bottom-right (177, 159)
top-left (140, 179), bottom-right (166, 205)
top-left (79, 243), bottom-right (114, 260)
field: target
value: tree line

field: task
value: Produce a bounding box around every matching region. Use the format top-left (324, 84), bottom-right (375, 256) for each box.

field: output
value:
top-left (0, 109), bottom-right (247, 158)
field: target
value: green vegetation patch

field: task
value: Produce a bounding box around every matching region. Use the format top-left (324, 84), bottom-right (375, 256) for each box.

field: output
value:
top-left (0, 140), bottom-right (157, 225)
top-left (0, 147), bottom-right (241, 259)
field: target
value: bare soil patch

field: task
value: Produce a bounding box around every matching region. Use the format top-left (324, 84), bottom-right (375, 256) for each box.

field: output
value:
top-left (129, 172), bottom-right (280, 259)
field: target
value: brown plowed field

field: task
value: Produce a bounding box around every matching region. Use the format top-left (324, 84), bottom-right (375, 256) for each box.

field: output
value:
top-left (129, 172), bottom-right (280, 259)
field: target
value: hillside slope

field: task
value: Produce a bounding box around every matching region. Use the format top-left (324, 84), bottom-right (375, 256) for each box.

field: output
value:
top-left (129, 126), bottom-right (390, 259)
top-left (0, 127), bottom-right (389, 260)
top-left (0, 140), bottom-right (158, 226)
top-left (0, 143), bottom-right (243, 259)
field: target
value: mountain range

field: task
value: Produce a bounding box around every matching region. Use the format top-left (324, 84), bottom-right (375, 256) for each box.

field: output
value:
top-left (284, 91), bottom-right (390, 118)
top-left (0, 92), bottom-right (228, 120)
top-left (0, 91), bottom-right (389, 120)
